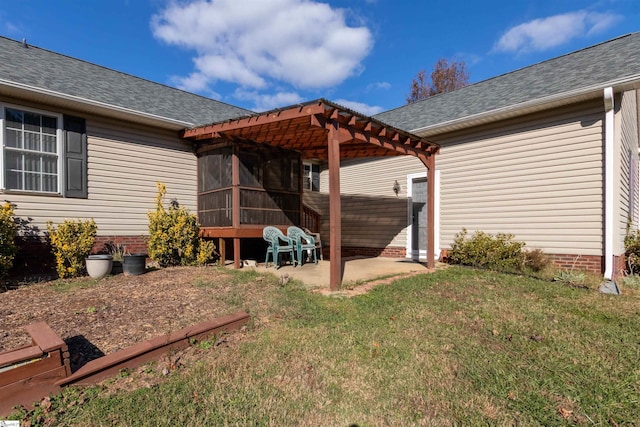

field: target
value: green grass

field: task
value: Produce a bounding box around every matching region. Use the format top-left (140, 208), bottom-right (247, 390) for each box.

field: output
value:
top-left (13, 267), bottom-right (640, 426)
top-left (50, 277), bottom-right (102, 293)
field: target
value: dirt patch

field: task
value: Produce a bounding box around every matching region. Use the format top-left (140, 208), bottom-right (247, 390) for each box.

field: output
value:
top-left (0, 266), bottom-right (275, 373)
top-left (314, 270), bottom-right (433, 297)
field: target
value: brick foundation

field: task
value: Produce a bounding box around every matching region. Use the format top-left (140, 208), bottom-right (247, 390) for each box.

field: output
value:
top-left (329, 247), bottom-right (620, 278)
top-left (612, 254), bottom-right (627, 280)
top-left (7, 236), bottom-right (627, 282)
top-left (326, 246), bottom-right (406, 259)
top-left (10, 236), bottom-right (56, 277)
top-left (9, 235), bottom-right (149, 278)
top-left (93, 236), bottom-right (149, 255)
top-left (546, 254), bottom-right (603, 274)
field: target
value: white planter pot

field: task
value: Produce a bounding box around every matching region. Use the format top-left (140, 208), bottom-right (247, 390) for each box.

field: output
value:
top-left (86, 255), bottom-right (113, 279)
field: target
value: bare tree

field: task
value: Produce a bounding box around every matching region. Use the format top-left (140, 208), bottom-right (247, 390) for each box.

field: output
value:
top-left (406, 58), bottom-right (469, 104)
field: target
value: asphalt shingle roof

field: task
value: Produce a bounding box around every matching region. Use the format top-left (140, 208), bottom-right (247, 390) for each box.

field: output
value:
top-left (375, 32), bottom-right (640, 132)
top-left (0, 36), bottom-right (251, 126)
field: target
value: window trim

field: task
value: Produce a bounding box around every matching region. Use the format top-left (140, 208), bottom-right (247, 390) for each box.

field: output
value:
top-left (303, 162), bottom-right (320, 192)
top-left (1, 103), bottom-right (64, 195)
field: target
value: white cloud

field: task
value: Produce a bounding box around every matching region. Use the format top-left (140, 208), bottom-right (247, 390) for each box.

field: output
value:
top-left (494, 10), bottom-right (621, 54)
top-left (171, 72), bottom-right (222, 99)
top-left (152, 0), bottom-right (373, 93)
top-left (0, 13), bottom-right (21, 36)
top-left (234, 89), bottom-right (303, 112)
top-left (4, 21), bottom-right (19, 34)
top-left (366, 81), bottom-right (391, 91)
top-left (333, 99), bottom-right (383, 116)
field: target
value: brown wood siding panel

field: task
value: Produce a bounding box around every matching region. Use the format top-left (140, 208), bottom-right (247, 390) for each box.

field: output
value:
top-left (303, 191), bottom-right (406, 248)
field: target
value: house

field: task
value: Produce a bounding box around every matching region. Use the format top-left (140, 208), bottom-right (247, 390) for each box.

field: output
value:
top-left (4, 31), bottom-right (639, 282)
top-left (329, 32), bottom-right (640, 279)
top-left (0, 36), bottom-right (250, 272)
top-left (0, 36), bottom-right (437, 288)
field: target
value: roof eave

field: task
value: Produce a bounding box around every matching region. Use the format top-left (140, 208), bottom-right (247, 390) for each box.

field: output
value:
top-left (411, 74), bottom-right (640, 137)
top-left (0, 78), bottom-right (195, 130)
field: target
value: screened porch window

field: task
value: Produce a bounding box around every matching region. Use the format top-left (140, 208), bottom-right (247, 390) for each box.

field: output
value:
top-left (197, 144), bottom-right (301, 227)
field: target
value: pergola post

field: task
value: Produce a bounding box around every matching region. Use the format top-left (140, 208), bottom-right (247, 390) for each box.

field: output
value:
top-left (328, 120), bottom-right (342, 290)
top-left (426, 155), bottom-right (436, 268)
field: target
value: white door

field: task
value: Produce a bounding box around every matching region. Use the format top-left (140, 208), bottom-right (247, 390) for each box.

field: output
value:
top-left (406, 171), bottom-right (440, 261)
top-left (411, 177), bottom-right (427, 259)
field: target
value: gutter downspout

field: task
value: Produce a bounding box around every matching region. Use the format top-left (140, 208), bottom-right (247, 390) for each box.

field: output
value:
top-left (603, 87), bottom-right (615, 280)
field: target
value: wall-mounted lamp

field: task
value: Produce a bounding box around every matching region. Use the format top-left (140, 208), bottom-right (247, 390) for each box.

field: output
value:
top-left (393, 180), bottom-right (401, 196)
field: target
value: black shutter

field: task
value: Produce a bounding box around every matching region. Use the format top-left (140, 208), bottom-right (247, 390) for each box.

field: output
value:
top-left (63, 115), bottom-right (88, 198)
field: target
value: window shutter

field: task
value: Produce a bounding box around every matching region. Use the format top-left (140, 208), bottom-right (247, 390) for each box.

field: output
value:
top-left (63, 115), bottom-right (88, 198)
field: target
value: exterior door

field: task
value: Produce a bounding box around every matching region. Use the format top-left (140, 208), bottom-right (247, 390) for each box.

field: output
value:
top-left (411, 177), bottom-right (427, 259)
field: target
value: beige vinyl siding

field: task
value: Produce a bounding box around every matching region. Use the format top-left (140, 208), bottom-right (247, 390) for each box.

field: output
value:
top-left (434, 101), bottom-right (604, 255)
top-left (324, 100), bottom-right (605, 256)
top-left (4, 106), bottom-right (196, 236)
top-left (615, 90), bottom-right (640, 254)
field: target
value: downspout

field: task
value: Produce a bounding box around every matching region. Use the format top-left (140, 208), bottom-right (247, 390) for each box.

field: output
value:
top-left (603, 87), bottom-right (615, 280)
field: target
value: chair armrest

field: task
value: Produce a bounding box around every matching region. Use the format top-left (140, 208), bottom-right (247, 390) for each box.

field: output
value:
top-left (279, 235), bottom-right (294, 245)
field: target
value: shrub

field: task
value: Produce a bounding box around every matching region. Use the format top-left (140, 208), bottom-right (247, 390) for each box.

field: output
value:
top-left (47, 219), bottom-right (97, 278)
top-left (448, 228), bottom-right (526, 271)
top-left (553, 270), bottom-right (586, 287)
top-left (624, 228), bottom-right (640, 274)
top-left (147, 182), bottom-right (215, 267)
top-left (523, 249), bottom-right (551, 272)
top-left (0, 202), bottom-right (17, 278)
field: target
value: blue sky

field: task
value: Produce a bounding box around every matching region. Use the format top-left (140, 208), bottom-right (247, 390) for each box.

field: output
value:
top-left (1, 0), bottom-right (638, 114)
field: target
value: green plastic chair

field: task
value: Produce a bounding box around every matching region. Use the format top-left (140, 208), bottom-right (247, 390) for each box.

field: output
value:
top-left (287, 226), bottom-right (318, 266)
top-left (263, 226), bottom-right (297, 268)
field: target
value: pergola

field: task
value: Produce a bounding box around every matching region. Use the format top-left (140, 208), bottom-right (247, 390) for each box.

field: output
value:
top-left (181, 99), bottom-right (439, 290)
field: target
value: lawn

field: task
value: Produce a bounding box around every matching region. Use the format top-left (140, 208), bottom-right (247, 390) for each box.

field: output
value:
top-left (8, 266), bottom-right (640, 426)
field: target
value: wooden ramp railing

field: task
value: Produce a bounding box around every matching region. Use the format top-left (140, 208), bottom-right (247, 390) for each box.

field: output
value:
top-left (302, 204), bottom-right (321, 233)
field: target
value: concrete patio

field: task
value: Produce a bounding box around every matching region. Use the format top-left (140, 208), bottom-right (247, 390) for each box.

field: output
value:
top-left (249, 256), bottom-right (432, 289)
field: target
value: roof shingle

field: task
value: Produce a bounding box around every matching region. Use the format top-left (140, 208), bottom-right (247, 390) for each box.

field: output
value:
top-left (0, 36), bottom-right (251, 126)
top-left (375, 32), bottom-right (640, 131)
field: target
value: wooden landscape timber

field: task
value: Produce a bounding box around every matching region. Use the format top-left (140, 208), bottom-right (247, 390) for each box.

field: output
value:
top-left (0, 311), bottom-right (250, 416)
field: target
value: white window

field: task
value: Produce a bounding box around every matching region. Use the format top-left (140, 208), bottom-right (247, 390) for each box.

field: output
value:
top-left (2, 105), bottom-right (63, 193)
top-left (303, 162), bottom-right (320, 192)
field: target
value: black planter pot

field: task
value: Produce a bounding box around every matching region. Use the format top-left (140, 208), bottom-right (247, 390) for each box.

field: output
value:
top-left (123, 254), bottom-right (147, 276)
top-left (111, 260), bottom-right (123, 275)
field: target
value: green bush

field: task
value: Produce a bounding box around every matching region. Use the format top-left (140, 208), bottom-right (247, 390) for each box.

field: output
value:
top-left (147, 182), bottom-right (215, 267)
top-left (523, 248), bottom-right (551, 272)
top-left (0, 202), bottom-right (17, 278)
top-left (624, 228), bottom-right (640, 274)
top-left (448, 228), bottom-right (526, 271)
top-left (47, 219), bottom-right (97, 278)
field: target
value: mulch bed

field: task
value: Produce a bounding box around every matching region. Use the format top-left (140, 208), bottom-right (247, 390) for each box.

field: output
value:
top-left (0, 266), bottom-right (271, 373)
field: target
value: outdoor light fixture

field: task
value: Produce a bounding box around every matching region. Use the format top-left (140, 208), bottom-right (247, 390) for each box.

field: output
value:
top-left (393, 180), bottom-right (400, 196)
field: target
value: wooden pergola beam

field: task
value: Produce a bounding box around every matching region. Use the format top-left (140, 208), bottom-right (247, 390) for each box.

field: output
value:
top-left (182, 102), bottom-right (327, 139)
